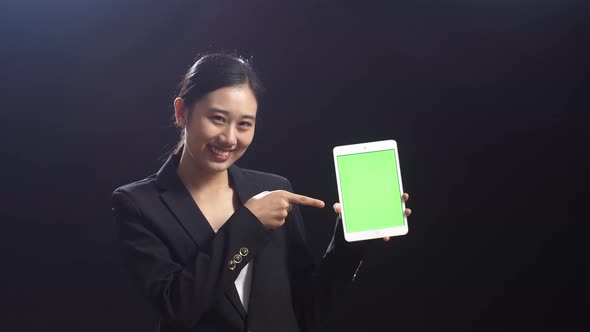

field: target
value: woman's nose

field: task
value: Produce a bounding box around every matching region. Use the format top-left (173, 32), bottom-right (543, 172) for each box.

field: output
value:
top-left (219, 126), bottom-right (237, 145)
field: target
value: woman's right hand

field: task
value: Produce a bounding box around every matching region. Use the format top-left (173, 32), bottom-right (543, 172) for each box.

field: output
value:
top-left (244, 190), bottom-right (325, 229)
top-left (332, 193), bottom-right (412, 241)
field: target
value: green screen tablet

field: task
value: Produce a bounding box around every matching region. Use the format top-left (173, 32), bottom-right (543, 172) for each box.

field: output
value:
top-left (333, 140), bottom-right (408, 242)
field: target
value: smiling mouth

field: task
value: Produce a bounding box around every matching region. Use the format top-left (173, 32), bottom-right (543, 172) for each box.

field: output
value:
top-left (208, 144), bottom-right (233, 157)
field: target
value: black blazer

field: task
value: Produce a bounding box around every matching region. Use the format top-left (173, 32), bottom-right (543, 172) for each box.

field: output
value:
top-left (112, 153), bottom-right (366, 332)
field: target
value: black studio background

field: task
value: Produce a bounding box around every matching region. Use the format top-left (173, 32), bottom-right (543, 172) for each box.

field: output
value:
top-left (1, 0), bottom-right (588, 331)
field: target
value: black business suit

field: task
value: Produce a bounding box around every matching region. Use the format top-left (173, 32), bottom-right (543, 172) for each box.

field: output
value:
top-left (112, 153), bottom-right (366, 332)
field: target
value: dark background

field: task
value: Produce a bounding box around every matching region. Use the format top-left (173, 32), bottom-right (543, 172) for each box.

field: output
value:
top-left (1, 0), bottom-right (588, 331)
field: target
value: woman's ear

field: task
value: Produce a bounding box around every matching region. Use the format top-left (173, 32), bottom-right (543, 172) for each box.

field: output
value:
top-left (174, 97), bottom-right (188, 128)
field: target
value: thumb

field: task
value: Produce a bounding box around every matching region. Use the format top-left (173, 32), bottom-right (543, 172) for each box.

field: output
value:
top-left (333, 202), bottom-right (342, 214)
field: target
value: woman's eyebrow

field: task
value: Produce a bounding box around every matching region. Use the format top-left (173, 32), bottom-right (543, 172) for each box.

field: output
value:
top-left (208, 108), bottom-right (256, 120)
top-left (208, 108), bottom-right (229, 115)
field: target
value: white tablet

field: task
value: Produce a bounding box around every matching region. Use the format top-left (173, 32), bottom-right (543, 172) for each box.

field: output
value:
top-left (333, 139), bottom-right (408, 242)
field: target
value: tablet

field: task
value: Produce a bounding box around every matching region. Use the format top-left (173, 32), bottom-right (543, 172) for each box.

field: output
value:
top-left (333, 139), bottom-right (408, 242)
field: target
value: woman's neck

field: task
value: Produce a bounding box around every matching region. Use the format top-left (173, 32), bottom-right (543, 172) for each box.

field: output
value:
top-left (176, 152), bottom-right (230, 194)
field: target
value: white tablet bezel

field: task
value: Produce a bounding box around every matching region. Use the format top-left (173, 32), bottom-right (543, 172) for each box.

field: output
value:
top-left (333, 139), bottom-right (408, 242)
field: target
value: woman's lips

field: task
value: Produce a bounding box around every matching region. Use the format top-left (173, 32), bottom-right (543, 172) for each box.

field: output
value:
top-left (207, 144), bottom-right (233, 162)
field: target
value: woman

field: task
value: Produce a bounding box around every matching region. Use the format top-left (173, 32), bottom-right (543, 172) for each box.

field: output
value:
top-left (112, 53), bottom-right (411, 332)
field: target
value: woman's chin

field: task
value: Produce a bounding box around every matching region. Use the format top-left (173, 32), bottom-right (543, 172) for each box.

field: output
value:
top-left (206, 162), bottom-right (232, 173)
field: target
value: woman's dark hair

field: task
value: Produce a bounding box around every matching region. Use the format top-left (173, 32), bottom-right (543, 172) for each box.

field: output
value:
top-left (172, 53), bottom-right (264, 154)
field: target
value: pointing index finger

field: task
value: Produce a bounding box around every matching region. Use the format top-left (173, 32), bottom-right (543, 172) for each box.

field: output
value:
top-left (283, 191), bottom-right (325, 208)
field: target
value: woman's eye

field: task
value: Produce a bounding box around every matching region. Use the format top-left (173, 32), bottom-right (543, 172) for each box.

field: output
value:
top-left (239, 122), bottom-right (253, 128)
top-left (211, 116), bottom-right (225, 123)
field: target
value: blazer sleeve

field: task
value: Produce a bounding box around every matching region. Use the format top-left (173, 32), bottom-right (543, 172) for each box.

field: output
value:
top-left (315, 216), bottom-right (369, 317)
top-left (112, 188), bottom-right (272, 330)
top-left (282, 180), bottom-right (369, 331)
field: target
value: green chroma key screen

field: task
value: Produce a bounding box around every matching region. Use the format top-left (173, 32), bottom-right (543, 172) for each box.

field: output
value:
top-left (337, 149), bottom-right (404, 232)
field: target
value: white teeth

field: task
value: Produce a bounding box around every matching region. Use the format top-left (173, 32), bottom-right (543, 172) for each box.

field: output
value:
top-left (209, 145), bottom-right (230, 157)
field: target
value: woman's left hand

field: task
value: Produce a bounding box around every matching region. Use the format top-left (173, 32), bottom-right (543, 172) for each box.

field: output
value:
top-left (333, 193), bottom-right (412, 242)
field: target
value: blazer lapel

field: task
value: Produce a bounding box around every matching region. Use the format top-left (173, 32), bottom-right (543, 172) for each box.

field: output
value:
top-left (156, 155), bottom-right (265, 250)
top-left (156, 154), bottom-right (215, 252)
top-left (228, 165), bottom-right (265, 205)
top-left (156, 154), bottom-right (266, 319)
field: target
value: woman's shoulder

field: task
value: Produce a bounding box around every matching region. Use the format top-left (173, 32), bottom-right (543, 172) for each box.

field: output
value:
top-left (112, 173), bottom-right (159, 199)
top-left (233, 166), bottom-right (293, 191)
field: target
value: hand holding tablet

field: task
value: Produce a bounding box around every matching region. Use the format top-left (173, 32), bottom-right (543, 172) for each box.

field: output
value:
top-left (247, 139), bottom-right (411, 242)
top-left (333, 139), bottom-right (410, 242)
top-left (333, 193), bottom-right (411, 241)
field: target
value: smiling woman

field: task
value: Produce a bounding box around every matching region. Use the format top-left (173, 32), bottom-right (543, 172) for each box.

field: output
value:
top-left (171, 54), bottom-right (263, 157)
top-left (175, 85), bottom-right (258, 176)
top-left (111, 53), bottom-right (411, 332)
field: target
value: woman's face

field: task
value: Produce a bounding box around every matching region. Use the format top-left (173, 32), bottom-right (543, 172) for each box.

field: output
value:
top-left (178, 84), bottom-right (257, 174)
